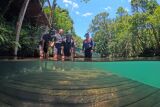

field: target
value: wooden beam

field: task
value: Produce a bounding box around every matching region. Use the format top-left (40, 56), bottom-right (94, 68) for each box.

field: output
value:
top-left (14, 0), bottom-right (30, 56)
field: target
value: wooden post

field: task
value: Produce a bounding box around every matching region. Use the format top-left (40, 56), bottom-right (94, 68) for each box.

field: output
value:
top-left (14, 0), bottom-right (30, 56)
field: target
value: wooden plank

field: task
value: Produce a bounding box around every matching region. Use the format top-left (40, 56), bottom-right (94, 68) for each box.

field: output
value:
top-left (4, 77), bottom-right (133, 90)
top-left (0, 101), bottom-right (11, 107)
top-left (0, 81), bottom-right (140, 96)
top-left (3, 71), bottom-right (131, 89)
top-left (126, 91), bottom-right (160, 107)
top-left (10, 76), bottom-right (128, 86)
top-left (152, 102), bottom-right (160, 107)
top-left (0, 71), bottom-right (160, 107)
top-left (0, 84), bottom-right (158, 107)
top-left (0, 92), bottom-right (21, 107)
top-left (87, 86), bottom-right (159, 107)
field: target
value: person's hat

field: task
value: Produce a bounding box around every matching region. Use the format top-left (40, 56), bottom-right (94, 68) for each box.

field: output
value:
top-left (49, 29), bottom-right (56, 35)
top-left (66, 33), bottom-right (72, 38)
top-left (84, 32), bottom-right (90, 37)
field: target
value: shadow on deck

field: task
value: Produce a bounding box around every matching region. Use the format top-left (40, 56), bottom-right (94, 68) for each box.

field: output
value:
top-left (0, 67), bottom-right (160, 107)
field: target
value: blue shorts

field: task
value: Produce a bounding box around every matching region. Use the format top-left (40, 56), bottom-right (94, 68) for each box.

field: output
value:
top-left (54, 43), bottom-right (61, 55)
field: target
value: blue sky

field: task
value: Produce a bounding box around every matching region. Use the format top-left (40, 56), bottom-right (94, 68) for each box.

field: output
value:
top-left (52, 0), bottom-right (160, 38)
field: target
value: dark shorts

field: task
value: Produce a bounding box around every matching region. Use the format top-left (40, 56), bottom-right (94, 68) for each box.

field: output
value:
top-left (54, 43), bottom-right (62, 55)
top-left (63, 42), bottom-right (72, 57)
top-left (84, 48), bottom-right (92, 58)
top-left (43, 42), bottom-right (49, 53)
top-left (64, 47), bottom-right (71, 57)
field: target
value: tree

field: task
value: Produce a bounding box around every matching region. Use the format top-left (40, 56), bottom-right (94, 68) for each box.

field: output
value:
top-left (148, 6), bottom-right (160, 50)
top-left (51, 7), bottom-right (73, 33)
top-left (89, 12), bottom-right (111, 56)
top-left (116, 7), bottom-right (128, 17)
top-left (131, 0), bottom-right (158, 13)
top-left (146, 0), bottom-right (158, 14)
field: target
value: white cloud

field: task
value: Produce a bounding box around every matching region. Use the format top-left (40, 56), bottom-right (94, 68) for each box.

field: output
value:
top-left (121, 0), bottom-right (131, 3)
top-left (63, 0), bottom-right (79, 9)
top-left (76, 11), bottom-right (80, 15)
top-left (63, 0), bottom-right (72, 4)
top-left (128, 0), bottom-right (131, 2)
top-left (104, 6), bottom-right (112, 11)
top-left (82, 12), bottom-right (93, 17)
top-left (125, 7), bottom-right (130, 12)
top-left (65, 4), bottom-right (69, 7)
top-left (72, 2), bottom-right (79, 8)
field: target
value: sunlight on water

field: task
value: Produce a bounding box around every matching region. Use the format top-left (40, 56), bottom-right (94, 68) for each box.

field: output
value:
top-left (0, 60), bottom-right (160, 88)
top-left (0, 60), bottom-right (160, 107)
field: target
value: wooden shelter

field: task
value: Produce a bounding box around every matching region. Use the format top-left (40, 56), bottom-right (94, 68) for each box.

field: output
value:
top-left (1, 0), bottom-right (52, 56)
top-left (2, 0), bottom-right (50, 26)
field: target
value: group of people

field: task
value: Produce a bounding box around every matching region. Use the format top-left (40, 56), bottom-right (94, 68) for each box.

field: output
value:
top-left (39, 28), bottom-right (94, 60)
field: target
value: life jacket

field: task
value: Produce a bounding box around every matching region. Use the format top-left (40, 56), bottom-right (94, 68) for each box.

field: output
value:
top-left (63, 36), bottom-right (74, 48)
top-left (83, 38), bottom-right (93, 50)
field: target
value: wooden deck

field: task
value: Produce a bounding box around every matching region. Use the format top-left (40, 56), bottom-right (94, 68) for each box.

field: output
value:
top-left (0, 70), bottom-right (160, 107)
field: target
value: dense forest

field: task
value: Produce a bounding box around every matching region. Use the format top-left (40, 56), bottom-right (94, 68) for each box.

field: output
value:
top-left (0, 0), bottom-right (160, 58)
top-left (89, 0), bottom-right (160, 57)
top-left (0, 0), bottom-right (82, 57)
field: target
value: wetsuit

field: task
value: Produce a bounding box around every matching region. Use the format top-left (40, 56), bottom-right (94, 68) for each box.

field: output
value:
top-left (82, 39), bottom-right (94, 58)
top-left (42, 34), bottom-right (52, 53)
top-left (62, 35), bottom-right (74, 57)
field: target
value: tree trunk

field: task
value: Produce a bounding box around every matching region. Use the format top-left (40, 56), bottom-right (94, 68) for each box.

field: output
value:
top-left (51, 0), bottom-right (57, 27)
top-left (14, 0), bottom-right (30, 56)
top-left (47, 0), bottom-right (52, 25)
top-left (47, 0), bottom-right (56, 27)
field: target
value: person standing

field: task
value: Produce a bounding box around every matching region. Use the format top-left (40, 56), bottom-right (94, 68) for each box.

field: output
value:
top-left (62, 33), bottom-right (75, 60)
top-left (52, 29), bottom-right (64, 60)
top-left (82, 33), bottom-right (94, 58)
top-left (42, 32), bottom-right (52, 59)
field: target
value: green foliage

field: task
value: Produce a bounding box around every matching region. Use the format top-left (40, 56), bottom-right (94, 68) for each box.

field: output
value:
top-left (89, 12), bottom-right (111, 56)
top-left (51, 7), bottom-right (83, 48)
top-left (0, 2), bottom-right (82, 57)
top-left (0, 16), bottom-right (43, 56)
top-left (116, 7), bottom-right (128, 17)
top-left (18, 25), bottom-right (43, 57)
top-left (0, 17), bottom-right (15, 52)
top-left (52, 7), bottom-right (73, 33)
top-left (43, 7), bottom-right (51, 15)
top-left (73, 35), bottom-right (83, 48)
top-left (89, 3), bottom-right (160, 57)
top-left (131, 0), bottom-right (158, 13)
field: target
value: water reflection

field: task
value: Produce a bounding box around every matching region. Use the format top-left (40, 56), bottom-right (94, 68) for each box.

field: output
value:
top-left (0, 60), bottom-right (159, 107)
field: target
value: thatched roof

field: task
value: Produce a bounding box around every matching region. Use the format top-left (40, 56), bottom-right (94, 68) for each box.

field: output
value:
top-left (2, 0), bottom-right (50, 27)
top-left (25, 0), bottom-right (50, 26)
